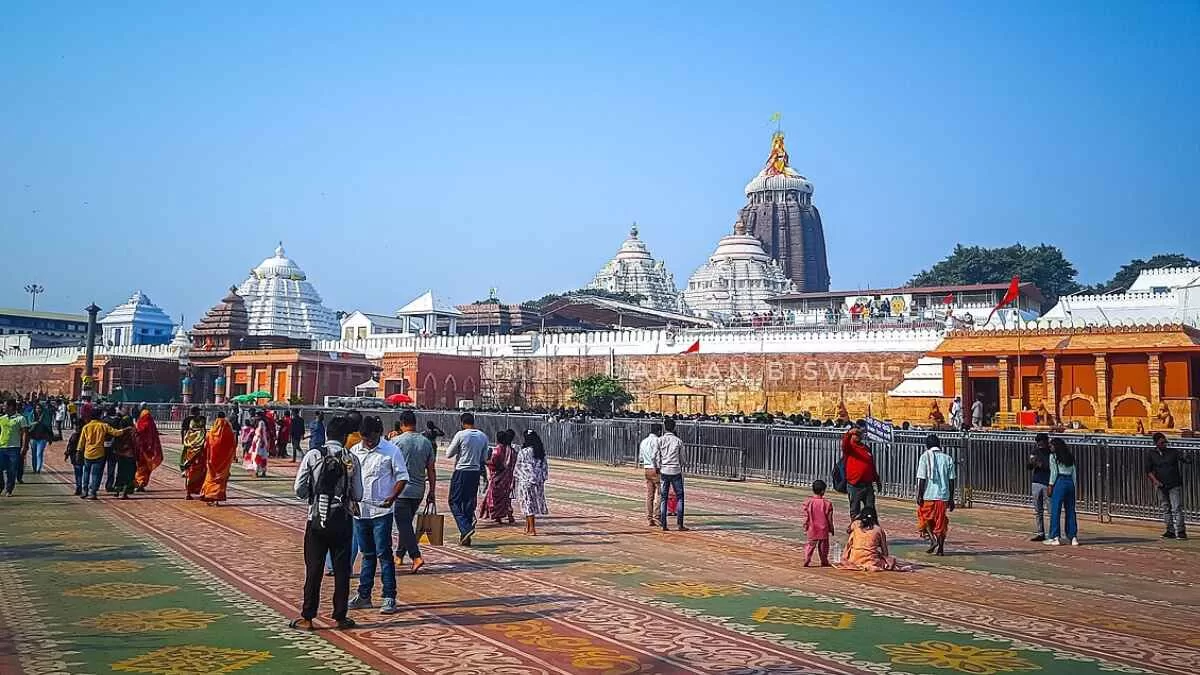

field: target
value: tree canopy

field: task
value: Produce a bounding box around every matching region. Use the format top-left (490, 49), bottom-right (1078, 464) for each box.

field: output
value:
top-left (1084, 253), bottom-right (1200, 294)
top-left (908, 244), bottom-right (1081, 306)
top-left (569, 374), bottom-right (634, 414)
top-left (524, 288), bottom-right (646, 310)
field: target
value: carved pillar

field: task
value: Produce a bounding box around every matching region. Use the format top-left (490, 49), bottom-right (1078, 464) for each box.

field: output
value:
top-left (998, 357), bottom-right (1010, 414)
top-left (1045, 356), bottom-right (1058, 419)
top-left (1094, 353), bottom-right (1110, 427)
top-left (1148, 352), bottom-right (1162, 412)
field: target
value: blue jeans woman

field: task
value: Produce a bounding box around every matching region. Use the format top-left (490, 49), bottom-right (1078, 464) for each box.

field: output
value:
top-left (1048, 475), bottom-right (1078, 543)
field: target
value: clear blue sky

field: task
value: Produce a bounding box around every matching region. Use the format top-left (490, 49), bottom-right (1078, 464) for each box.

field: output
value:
top-left (2, 2), bottom-right (1197, 324)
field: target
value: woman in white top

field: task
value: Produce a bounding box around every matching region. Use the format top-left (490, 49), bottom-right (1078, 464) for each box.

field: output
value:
top-left (515, 430), bottom-right (549, 535)
top-left (1045, 438), bottom-right (1079, 546)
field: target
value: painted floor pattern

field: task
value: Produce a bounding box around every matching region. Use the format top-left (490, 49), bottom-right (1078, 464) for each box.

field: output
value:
top-left (0, 434), bottom-right (1196, 675)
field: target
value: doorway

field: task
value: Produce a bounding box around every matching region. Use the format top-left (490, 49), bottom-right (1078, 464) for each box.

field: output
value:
top-left (969, 378), bottom-right (1000, 426)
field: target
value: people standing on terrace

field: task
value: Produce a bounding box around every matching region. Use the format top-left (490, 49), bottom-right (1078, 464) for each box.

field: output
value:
top-left (1028, 433), bottom-right (1052, 542)
top-left (841, 421), bottom-right (881, 520)
top-left (654, 418), bottom-right (688, 531)
top-left (1146, 432), bottom-right (1191, 540)
top-left (640, 423), bottom-right (663, 527)
top-left (1045, 438), bottom-right (1079, 546)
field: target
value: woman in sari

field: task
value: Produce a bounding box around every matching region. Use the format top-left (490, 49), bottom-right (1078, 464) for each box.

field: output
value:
top-left (480, 429), bottom-right (518, 525)
top-left (838, 507), bottom-right (912, 572)
top-left (245, 413), bottom-right (269, 477)
top-left (180, 417), bottom-right (208, 499)
top-left (200, 412), bottom-right (237, 506)
top-left (133, 407), bottom-right (164, 492)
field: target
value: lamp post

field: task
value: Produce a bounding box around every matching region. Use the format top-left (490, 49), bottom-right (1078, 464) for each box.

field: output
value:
top-left (24, 284), bottom-right (44, 311)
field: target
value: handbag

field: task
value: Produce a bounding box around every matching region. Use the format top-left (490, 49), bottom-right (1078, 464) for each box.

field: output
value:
top-left (416, 503), bottom-right (444, 547)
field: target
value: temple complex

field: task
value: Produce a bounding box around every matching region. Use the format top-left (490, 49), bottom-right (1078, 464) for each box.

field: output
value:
top-left (586, 224), bottom-right (681, 312)
top-left (739, 132), bottom-right (830, 292)
top-left (235, 243), bottom-right (339, 346)
top-left (99, 291), bottom-right (175, 346)
top-left (682, 221), bottom-right (795, 319)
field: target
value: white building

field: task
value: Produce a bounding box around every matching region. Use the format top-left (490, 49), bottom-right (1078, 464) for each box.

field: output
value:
top-left (682, 221), bottom-right (795, 320)
top-left (586, 224), bottom-right (681, 312)
top-left (235, 243), bottom-right (339, 343)
top-left (99, 291), bottom-right (175, 346)
top-left (1042, 265), bottom-right (1200, 327)
top-left (396, 291), bottom-right (462, 335)
top-left (340, 311), bottom-right (408, 341)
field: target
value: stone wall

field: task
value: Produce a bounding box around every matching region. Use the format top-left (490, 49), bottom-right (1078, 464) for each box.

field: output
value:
top-left (481, 351), bottom-right (925, 421)
top-left (0, 363), bottom-right (74, 395)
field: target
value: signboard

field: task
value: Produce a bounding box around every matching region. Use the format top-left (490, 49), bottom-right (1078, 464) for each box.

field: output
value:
top-left (865, 416), bottom-right (894, 444)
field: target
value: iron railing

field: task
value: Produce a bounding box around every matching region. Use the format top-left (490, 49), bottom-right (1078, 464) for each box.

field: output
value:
top-left (134, 403), bottom-right (1197, 521)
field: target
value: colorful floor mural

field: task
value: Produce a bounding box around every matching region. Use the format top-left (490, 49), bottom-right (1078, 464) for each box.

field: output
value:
top-left (1, 433), bottom-right (1196, 674)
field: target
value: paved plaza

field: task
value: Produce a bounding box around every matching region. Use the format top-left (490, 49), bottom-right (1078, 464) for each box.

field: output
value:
top-left (1, 435), bottom-right (1197, 675)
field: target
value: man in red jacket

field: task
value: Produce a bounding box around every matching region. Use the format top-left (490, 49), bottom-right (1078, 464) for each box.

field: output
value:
top-left (842, 421), bottom-right (882, 520)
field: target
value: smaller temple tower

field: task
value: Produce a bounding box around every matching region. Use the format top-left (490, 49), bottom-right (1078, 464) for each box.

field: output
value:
top-left (99, 291), bottom-right (175, 346)
top-left (682, 221), bottom-right (795, 320)
top-left (586, 224), bottom-right (681, 312)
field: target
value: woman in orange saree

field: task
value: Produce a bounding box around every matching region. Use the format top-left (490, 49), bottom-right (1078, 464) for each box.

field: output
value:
top-left (200, 413), bottom-right (237, 506)
top-left (180, 417), bottom-right (207, 499)
top-left (133, 408), bottom-right (164, 492)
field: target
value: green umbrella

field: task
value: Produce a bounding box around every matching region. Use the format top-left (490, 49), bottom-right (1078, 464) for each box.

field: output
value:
top-left (231, 394), bottom-right (256, 403)
top-left (247, 390), bottom-right (271, 399)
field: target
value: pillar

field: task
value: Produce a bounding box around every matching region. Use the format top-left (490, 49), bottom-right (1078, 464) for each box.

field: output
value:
top-left (1094, 353), bottom-right (1110, 427)
top-left (1148, 352), bottom-right (1162, 411)
top-left (1044, 356), bottom-right (1058, 419)
top-left (997, 357), bottom-right (1010, 414)
top-left (82, 303), bottom-right (101, 398)
top-left (952, 358), bottom-right (967, 399)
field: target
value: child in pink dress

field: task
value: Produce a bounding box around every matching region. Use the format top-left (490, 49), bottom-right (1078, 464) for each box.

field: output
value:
top-left (802, 479), bottom-right (835, 566)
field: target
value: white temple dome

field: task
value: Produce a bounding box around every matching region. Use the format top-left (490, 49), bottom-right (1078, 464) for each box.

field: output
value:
top-left (682, 222), bottom-right (795, 319)
top-left (236, 241), bottom-right (339, 342)
top-left (586, 224), bottom-right (681, 312)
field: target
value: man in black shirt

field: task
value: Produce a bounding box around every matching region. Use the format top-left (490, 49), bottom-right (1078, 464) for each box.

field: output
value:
top-left (1145, 432), bottom-right (1191, 539)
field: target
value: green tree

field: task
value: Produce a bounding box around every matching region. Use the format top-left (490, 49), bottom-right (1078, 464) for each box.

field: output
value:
top-left (1085, 253), bottom-right (1200, 294)
top-left (569, 374), bottom-right (634, 414)
top-left (909, 243), bottom-right (1081, 307)
top-left (524, 289), bottom-right (646, 311)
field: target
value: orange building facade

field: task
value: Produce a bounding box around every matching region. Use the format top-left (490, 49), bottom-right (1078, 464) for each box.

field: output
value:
top-left (218, 349), bottom-right (374, 404)
top-left (930, 324), bottom-right (1200, 431)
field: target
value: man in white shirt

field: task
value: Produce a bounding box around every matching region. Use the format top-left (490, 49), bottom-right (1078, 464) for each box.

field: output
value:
top-left (445, 412), bottom-right (489, 546)
top-left (654, 418), bottom-right (688, 532)
top-left (916, 433), bottom-right (956, 556)
top-left (347, 416), bottom-right (408, 614)
top-left (639, 424), bottom-right (663, 527)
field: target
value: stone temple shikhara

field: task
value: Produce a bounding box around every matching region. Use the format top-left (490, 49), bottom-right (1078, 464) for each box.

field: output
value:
top-left (682, 221), bottom-right (795, 319)
top-left (586, 224), bottom-right (681, 312)
top-left (739, 131), bottom-right (830, 292)
top-left (235, 242), bottom-right (339, 346)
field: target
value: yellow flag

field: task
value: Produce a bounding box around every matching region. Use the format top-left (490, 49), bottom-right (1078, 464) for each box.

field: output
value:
top-left (769, 112), bottom-right (781, 123)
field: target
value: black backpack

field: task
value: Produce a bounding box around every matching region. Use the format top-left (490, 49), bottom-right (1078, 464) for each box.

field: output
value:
top-left (831, 457), bottom-right (848, 494)
top-left (310, 446), bottom-right (351, 531)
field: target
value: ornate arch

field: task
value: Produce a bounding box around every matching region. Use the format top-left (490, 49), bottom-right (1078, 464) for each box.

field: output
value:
top-left (422, 373), bottom-right (438, 391)
top-left (1059, 388), bottom-right (1097, 419)
top-left (1110, 387), bottom-right (1151, 418)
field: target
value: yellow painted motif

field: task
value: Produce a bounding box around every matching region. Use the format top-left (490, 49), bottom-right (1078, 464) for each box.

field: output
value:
top-left (496, 544), bottom-right (556, 557)
top-left (78, 608), bottom-right (225, 633)
top-left (489, 619), bottom-right (641, 674)
top-left (46, 560), bottom-right (147, 576)
top-left (112, 645), bottom-right (271, 674)
top-left (641, 581), bottom-right (746, 599)
top-left (878, 641), bottom-right (1040, 675)
top-left (64, 582), bottom-right (178, 600)
top-left (750, 606), bottom-right (854, 630)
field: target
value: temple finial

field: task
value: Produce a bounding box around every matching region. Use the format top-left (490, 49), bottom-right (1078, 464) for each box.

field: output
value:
top-left (275, 241), bottom-right (285, 257)
top-left (630, 222), bottom-right (639, 238)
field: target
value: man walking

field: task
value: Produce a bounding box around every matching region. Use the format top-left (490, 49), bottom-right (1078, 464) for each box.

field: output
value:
top-left (841, 421), bottom-right (882, 520)
top-left (971, 394), bottom-right (985, 429)
top-left (348, 416), bottom-right (407, 615)
top-left (916, 433), bottom-right (956, 556)
top-left (654, 418), bottom-right (688, 532)
top-left (291, 415), bottom-right (362, 631)
top-left (77, 410), bottom-right (128, 500)
top-left (640, 423), bottom-right (663, 527)
top-left (1146, 432), bottom-right (1191, 540)
top-left (1028, 433), bottom-right (1052, 541)
top-left (393, 410), bottom-right (437, 573)
top-left (445, 412), bottom-right (489, 546)
top-left (290, 409), bottom-right (305, 461)
top-left (0, 400), bottom-right (29, 497)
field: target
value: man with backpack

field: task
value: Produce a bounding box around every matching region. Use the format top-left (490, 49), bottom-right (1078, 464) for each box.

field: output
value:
top-left (291, 415), bottom-right (363, 630)
top-left (841, 420), bottom-right (882, 520)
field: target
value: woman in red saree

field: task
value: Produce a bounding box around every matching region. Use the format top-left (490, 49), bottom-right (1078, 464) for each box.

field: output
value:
top-left (133, 408), bottom-right (164, 492)
top-left (479, 429), bottom-right (517, 525)
top-left (180, 417), bottom-right (207, 499)
top-left (201, 413), bottom-right (237, 506)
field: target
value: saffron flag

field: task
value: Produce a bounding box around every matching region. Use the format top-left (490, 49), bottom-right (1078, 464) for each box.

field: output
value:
top-left (942, 292), bottom-right (955, 305)
top-left (682, 340), bottom-right (700, 354)
top-left (985, 276), bottom-right (1021, 324)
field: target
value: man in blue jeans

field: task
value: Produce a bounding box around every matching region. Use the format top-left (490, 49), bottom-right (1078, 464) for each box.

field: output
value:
top-left (445, 413), bottom-right (489, 546)
top-left (347, 416), bottom-right (408, 614)
top-left (654, 418), bottom-right (689, 532)
top-left (0, 399), bottom-right (29, 497)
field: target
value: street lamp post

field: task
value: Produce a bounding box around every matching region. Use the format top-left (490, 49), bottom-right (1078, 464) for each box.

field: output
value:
top-left (24, 284), bottom-right (44, 311)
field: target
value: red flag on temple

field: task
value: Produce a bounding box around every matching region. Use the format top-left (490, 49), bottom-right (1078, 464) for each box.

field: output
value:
top-left (985, 276), bottom-right (1021, 324)
top-left (942, 292), bottom-right (955, 305)
top-left (682, 340), bottom-right (700, 354)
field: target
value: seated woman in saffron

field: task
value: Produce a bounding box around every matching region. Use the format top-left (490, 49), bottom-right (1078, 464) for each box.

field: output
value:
top-left (180, 417), bottom-right (207, 499)
top-left (928, 401), bottom-right (945, 427)
top-left (838, 507), bottom-right (912, 572)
